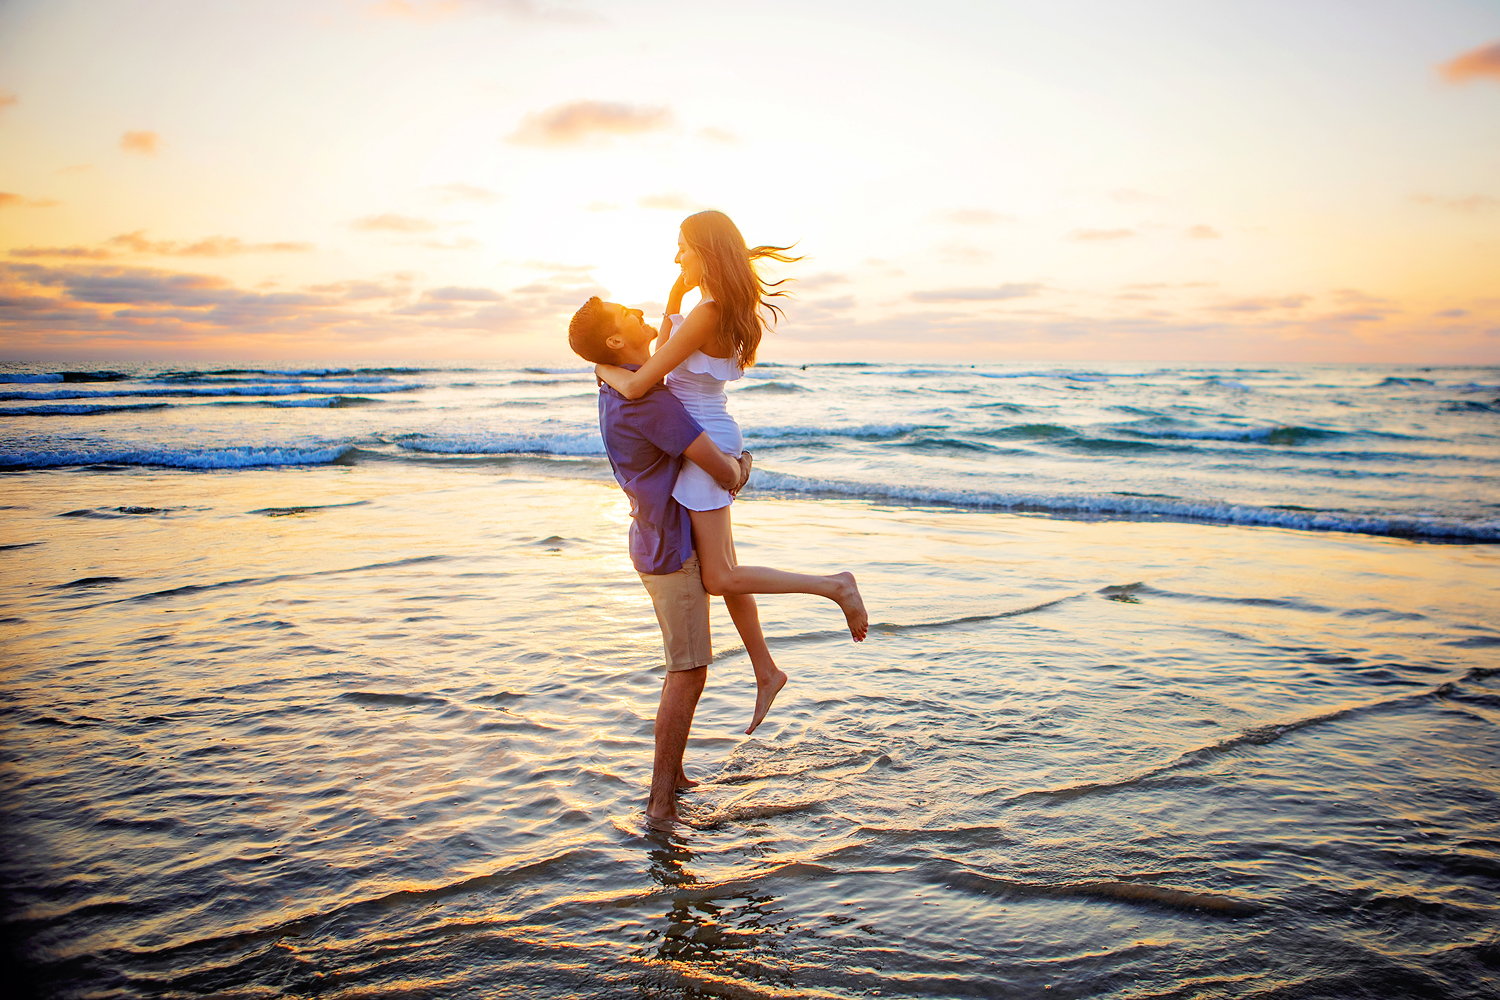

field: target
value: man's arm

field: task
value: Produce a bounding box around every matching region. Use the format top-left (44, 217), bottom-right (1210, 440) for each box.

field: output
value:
top-left (682, 432), bottom-right (749, 493)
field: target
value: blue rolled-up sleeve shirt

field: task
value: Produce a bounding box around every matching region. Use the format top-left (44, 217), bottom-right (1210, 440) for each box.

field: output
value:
top-left (597, 370), bottom-right (705, 576)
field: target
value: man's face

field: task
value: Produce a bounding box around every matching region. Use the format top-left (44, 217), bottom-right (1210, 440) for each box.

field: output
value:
top-left (607, 302), bottom-right (653, 351)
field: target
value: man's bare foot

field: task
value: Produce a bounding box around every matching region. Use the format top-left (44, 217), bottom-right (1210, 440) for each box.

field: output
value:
top-left (830, 571), bottom-right (868, 642)
top-left (644, 807), bottom-right (680, 830)
top-left (676, 770), bottom-right (699, 790)
top-left (646, 795), bottom-right (679, 825)
top-left (746, 668), bottom-right (788, 735)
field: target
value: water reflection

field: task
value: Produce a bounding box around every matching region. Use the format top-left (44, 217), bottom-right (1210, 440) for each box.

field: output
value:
top-left (641, 829), bottom-right (784, 969)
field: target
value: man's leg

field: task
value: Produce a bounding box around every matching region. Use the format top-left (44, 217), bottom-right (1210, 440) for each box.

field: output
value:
top-left (648, 665), bottom-right (706, 822)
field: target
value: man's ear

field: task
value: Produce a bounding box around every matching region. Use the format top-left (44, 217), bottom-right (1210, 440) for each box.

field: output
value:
top-left (604, 333), bottom-right (627, 351)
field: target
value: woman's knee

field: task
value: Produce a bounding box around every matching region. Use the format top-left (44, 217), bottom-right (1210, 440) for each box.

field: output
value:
top-left (700, 567), bottom-right (730, 596)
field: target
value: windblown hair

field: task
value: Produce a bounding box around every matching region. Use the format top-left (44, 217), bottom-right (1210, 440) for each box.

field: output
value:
top-left (568, 296), bottom-right (622, 365)
top-left (680, 210), bottom-right (801, 369)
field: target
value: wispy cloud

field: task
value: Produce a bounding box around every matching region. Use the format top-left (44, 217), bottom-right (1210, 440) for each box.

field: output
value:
top-left (1186, 224), bottom-right (1221, 239)
top-left (423, 286), bottom-right (504, 301)
top-left (107, 231), bottom-right (314, 256)
top-left (1069, 228), bottom-right (1135, 242)
top-left (910, 283), bottom-right (1043, 302)
top-left (796, 272), bottom-right (850, 290)
top-left (1208, 295), bottom-right (1309, 313)
top-left (420, 237), bottom-right (481, 250)
top-left (429, 182), bottom-right (501, 203)
top-left (1439, 41), bottom-right (1500, 83)
top-left (507, 100), bottom-right (673, 146)
top-left (352, 213), bottom-right (441, 233)
top-left (936, 208), bottom-right (1013, 225)
top-left (0, 192), bottom-right (60, 209)
top-left (11, 231), bottom-right (313, 259)
top-left (638, 192), bottom-right (694, 211)
top-left (368, 0), bottom-right (598, 24)
top-left (937, 242), bottom-right (993, 264)
top-left (697, 126), bottom-right (737, 144)
top-left (120, 130), bottom-right (161, 155)
top-left (1412, 193), bottom-right (1499, 213)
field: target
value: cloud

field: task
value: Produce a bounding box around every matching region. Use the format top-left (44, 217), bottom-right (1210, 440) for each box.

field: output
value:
top-left (521, 259), bottom-right (595, 273)
top-left (910, 283), bottom-right (1043, 302)
top-left (307, 279), bottom-right (409, 300)
top-left (0, 91), bottom-right (16, 115)
top-left (1186, 224), bottom-right (1221, 239)
top-left (937, 242), bottom-right (993, 264)
top-left (936, 208), bottom-right (1013, 225)
top-left (352, 213), bottom-right (441, 233)
top-left (9, 245), bottom-right (115, 260)
top-left (429, 182), bottom-right (501, 203)
top-left (638, 192), bottom-right (694, 210)
top-left (423, 286), bottom-right (503, 301)
top-left (0, 260), bottom-right (567, 355)
top-left (1068, 228), bottom-right (1135, 242)
top-left (120, 130), bottom-right (161, 155)
top-left (420, 237), bottom-right (481, 250)
top-left (10, 231), bottom-right (313, 259)
top-left (1208, 295), bottom-right (1309, 313)
top-left (1412, 193), bottom-right (1499, 213)
top-left (697, 127), bottom-right (737, 144)
top-left (507, 100), bottom-right (673, 146)
top-left (368, 0), bottom-right (598, 23)
top-left (1439, 41), bottom-right (1500, 83)
top-left (1435, 308), bottom-right (1469, 318)
top-left (796, 272), bottom-right (850, 290)
top-left (0, 192), bottom-right (61, 209)
top-left (107, 231), bottom-right (314, 256)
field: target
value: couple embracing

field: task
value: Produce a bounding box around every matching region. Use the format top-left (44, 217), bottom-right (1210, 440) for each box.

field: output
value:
top-left (568, 210), bottom-right (867, 824)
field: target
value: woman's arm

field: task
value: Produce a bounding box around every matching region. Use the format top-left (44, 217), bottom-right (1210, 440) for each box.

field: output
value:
top-left (657, 274), bottom-right (690, 351)
top-left (595, 303), bottom-right (719, 400)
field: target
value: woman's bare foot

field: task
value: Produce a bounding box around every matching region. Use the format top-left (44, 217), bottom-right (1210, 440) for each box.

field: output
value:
top-left (830, 571), bottom-right (868, 641)
top-left (746, 668), bottom-right (788, 735)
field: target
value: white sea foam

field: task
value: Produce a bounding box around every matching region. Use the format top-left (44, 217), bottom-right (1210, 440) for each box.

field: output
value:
top-left (0, 444), bottom-right (353, 469)
top-left (396, 432), bottom-right (604, 456)
top-left (743, 423), bottom-right (917, 441)
top-left (747, 469), bottom-right (1500, 541)
top-left (0, 403), bottom-right (171, 416)
top-left (0, 383), bottom-right (418, 401)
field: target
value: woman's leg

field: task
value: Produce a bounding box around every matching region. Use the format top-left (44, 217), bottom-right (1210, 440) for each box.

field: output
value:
top-left (723, 592), bottom-right (786, 735)
top-left (688, 506), bottom-right (868, 641)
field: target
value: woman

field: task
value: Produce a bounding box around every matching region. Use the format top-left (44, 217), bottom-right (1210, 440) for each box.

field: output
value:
top-left (594, 211), bottom-right (867, 736)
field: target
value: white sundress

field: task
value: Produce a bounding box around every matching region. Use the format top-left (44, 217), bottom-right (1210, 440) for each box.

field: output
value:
top-left (664, 300), bottom-right (744, 511)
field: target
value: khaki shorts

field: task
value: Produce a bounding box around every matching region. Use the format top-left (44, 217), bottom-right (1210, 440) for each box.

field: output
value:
top-left (638, 551), bottom-right (712, 671)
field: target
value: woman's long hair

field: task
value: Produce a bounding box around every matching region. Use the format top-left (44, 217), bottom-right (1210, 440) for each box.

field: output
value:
top-left (680, 210), bottom-right (800, 369)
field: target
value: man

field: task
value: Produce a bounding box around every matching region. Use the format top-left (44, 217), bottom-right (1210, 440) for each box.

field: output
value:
top-left (568, 296), bottom-right (751, 823)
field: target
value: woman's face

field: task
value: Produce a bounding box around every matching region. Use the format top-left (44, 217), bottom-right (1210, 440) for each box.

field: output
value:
top-left (675, 230), bottom-right (704, 289)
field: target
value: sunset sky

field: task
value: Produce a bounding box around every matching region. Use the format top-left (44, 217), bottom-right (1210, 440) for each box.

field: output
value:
top-left (1, 0), bottom-right (1497, 364)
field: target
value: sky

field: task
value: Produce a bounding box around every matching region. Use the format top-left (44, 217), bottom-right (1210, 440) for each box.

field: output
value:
top-left (0, 0), bottom-right (1497, 364)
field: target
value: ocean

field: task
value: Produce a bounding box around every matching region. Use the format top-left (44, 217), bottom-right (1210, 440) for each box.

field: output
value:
top-left (2, 360), bottom-right (1497, 998)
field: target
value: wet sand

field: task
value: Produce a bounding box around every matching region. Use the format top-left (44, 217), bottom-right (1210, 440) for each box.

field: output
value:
top-left (2, 463), bottom-right (1497, 998)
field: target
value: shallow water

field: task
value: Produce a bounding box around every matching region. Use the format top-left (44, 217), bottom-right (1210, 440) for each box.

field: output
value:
top-left (3, 464), bottom-right (1497, 998)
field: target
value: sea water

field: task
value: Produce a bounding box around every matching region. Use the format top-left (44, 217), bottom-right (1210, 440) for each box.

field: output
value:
top-left (1, 361), bottom-right (1497, 998)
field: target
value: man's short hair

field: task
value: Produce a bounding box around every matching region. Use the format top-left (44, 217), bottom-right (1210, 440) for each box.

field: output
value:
top-left (568, 296), bottom-right (623, 365)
